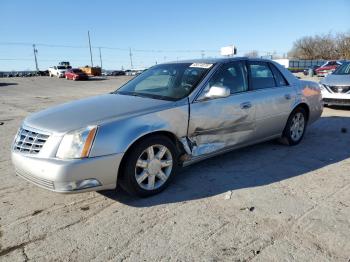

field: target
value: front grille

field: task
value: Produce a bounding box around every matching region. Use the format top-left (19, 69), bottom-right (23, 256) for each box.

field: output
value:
top-left (16, 168), bottom-right (54, 189)
top-left (323, 98), bottom-right (350, 105)
top-left (329, 86), bottom-right (350, 93)
top-left (13, 127), bottom-right (50, 154)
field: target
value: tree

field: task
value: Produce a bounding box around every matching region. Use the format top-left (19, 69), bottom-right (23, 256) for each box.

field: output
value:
top-left (288, 32), bottom-right (350, 60)
top-left (244, 50), bottom-right (259, 58)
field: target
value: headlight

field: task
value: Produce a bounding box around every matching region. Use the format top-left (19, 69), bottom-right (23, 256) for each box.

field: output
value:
top-left (56, 126), bottom-right (98, 159)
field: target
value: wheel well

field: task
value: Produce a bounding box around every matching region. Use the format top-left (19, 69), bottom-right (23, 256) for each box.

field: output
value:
top-left (117, 131), bottom-right (183, 182)
top-left (296, 103), bottom-right (310, 121)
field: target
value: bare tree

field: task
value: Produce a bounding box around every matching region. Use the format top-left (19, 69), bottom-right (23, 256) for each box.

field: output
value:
top-left (336, 32), bottom-right (350, 59)
top-left (244, 50), bottom-right (259, 58)
top-left (288, 32), bottom-right (350, 60)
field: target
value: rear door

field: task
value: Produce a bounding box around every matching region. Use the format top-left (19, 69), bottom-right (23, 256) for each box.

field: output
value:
top-left (247, 60), bottom-right (296, 139)
top-left (188, 61), bottom-right (257, 156)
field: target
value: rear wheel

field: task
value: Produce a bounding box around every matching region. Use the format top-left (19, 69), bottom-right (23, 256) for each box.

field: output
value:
top-left (119, 136), bottom-right (178, 197)
top-left (282, 107), bottom-right (307, 146)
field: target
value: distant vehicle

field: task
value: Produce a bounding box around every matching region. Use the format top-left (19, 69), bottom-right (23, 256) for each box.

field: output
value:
top-left (111, 70), bottom-right (125, 76)
top-left (65, 69), bottom-right (89, 80)
top-left (49, 66), bottom-right (68, 78)
top-left (37, 70), bottom-right (49, 76)
top-left (320, 61), bottom-right (350, 106)
top-left (303, 65), bottom-right (320, 76)
top-left (125, 69), bottom-right (144, 76)
top-left (11, 58), bottom-right (323, 196)
top-left (315, 61), bottom-right (342, 76)
top-left (58, 61), bottom-right (72, 69)
top-left (80, 66), bottom-right (101, 76)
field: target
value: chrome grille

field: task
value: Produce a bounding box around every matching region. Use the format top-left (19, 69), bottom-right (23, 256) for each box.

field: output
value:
top-left (13, 127), bottom-right (50, 154)
top-left (329, 86), bottom-right (350, 93)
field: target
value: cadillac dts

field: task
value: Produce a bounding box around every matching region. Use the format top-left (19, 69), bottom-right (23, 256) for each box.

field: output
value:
top-left (12, 58), bottom-right (323, 197)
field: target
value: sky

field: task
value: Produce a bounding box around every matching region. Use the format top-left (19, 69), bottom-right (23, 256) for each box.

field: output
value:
top-left (0, 0), bottom-right (349, 71)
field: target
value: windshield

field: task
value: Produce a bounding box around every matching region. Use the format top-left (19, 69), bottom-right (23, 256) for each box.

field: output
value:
top-left (333, 62), bottom-right (350, 75)
top-left (57, 66), bottom-right (66, 69)
top-left (115, 63), bottom-right (213, 101)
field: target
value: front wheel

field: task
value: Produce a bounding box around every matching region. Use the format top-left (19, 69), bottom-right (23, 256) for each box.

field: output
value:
top-left (282, 107), bottom-right (307, 146)
top-left (119, 136), bottom-right (178, 197)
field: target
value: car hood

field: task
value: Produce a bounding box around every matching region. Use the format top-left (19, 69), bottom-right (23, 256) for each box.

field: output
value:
top-left (24, 94), bottom-right (174, 133)
top-left (321, 74), bottom-right (350, 86)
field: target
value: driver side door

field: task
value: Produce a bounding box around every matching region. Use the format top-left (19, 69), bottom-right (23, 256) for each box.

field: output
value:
top-left (187, 61), bottom-right (257, 157)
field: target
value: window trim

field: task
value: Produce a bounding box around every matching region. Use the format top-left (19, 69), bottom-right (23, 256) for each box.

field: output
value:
top-left (247, 60), bottom-right (291, 91)
top-left (268, 62), bottom-right (290, 87)
top-left (210, 60), bottom-right (249, 95)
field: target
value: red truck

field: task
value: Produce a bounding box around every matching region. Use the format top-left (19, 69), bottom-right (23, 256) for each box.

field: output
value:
top-left (315, 61), bottom-right (342, 76)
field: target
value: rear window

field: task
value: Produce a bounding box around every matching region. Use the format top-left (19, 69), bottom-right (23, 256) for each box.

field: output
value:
top-left (269, 63), bottom-right (288, 86)
top-left (248, 61), bottom-right (276, 90)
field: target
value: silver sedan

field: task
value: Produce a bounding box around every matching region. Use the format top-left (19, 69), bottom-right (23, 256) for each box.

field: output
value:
top-left (11, 58), bottom-right (323, 197)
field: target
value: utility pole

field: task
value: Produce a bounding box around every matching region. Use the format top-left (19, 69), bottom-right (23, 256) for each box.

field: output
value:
top-left (99, 47), bottom-right (103, 70)
top-left (33, 44), bottom-right (39, 71)
top-left (129, 48), bottom-right (133, 69)
top-left (88, 31), bottom-right (93, 67)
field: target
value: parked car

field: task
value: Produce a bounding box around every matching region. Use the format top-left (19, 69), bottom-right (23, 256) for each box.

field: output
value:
top-left (11, 58), bottom-right (322, 196)
top-left (65, 69), bottom-right (89, 80)
top-left (49, 66), bottom-right (68, 78)
top-left (37, 70), bottom-right (49, 76)
top-left (315, 61), bottom-right (342, 76)
top-left (111, 70), bottom-right (126, 76)
top-left (58, 61), bottom-right (71, 69)
top-left (303, 65), bottom-right (320, 76)
top-left (320, 61), bottom-right (350, 106)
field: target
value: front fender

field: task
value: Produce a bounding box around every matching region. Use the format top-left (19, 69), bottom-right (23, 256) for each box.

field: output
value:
top-left (89, 104), bottom-right (189, 157)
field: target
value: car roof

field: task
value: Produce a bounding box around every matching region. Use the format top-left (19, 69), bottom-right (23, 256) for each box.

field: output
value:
top-left (163, 57), bottom-right (273, 65)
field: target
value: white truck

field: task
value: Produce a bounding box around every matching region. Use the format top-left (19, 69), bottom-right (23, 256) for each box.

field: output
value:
top-left (48, 66), bottom-right (68, 78)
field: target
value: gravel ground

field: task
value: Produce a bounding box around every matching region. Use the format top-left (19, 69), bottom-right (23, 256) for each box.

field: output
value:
top-left (0, 76), bottom-right (349, 261)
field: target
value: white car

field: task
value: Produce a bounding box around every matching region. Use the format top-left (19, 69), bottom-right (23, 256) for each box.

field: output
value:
top-left (49, 66), bottom-right (68, 78)
top-left (320, 61), bottom-right (350, 106)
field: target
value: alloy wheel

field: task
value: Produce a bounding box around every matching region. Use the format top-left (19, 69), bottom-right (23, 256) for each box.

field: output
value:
top-left (134, 144), bottom-right (173, 190)
top-left (290, 112), bottom-right (305, 142)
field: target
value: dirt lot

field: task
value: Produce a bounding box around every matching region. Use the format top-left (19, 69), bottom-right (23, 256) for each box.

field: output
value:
top-left (0, 76), bottom-right (349, 261)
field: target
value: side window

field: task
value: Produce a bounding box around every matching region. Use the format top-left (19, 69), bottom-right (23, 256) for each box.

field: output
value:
top-left (248, 61), bottom-right (276, 90)
top-left (209, 61), bottom-right (248, 94)
top-left (269, 63), bottom-right (288, 86)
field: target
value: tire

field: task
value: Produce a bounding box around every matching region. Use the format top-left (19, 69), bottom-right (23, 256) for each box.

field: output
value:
top-left (282, 107), bottom-right (307, 146)
top-left (119, 135), bottom-right (179, 197)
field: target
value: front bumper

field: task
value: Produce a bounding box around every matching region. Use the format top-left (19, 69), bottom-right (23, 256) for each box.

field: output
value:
top-left (322, 90), bottom-right (350, 106)
top-left (11, 151), bottom-right (123, 193)
top-left (323, 98), bottom-right (350, 106)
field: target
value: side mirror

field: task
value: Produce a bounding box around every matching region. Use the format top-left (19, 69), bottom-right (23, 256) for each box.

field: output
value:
top-left (201, 85), bottom-right (230, 100)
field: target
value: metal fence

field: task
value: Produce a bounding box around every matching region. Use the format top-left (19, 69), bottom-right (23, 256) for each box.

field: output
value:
top-left (289, 59), bottom-right (325, 69)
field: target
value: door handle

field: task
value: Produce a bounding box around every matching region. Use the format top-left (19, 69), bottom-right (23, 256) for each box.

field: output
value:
top-left (240, 102), bottom-right (252, 109)
top-left (284, 94), bottom-right (292, 100)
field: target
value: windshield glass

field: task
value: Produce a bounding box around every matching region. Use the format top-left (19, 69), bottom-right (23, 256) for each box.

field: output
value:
top-left (115, 63), bottom-right (213, 101)
top-left (57, 66), bottom-right (66, 69)
top-left (333, 62), bottom-right (350, 75)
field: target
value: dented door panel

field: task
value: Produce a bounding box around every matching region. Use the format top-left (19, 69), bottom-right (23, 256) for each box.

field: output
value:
top-left (187, 93), bottom-right (256, 156)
